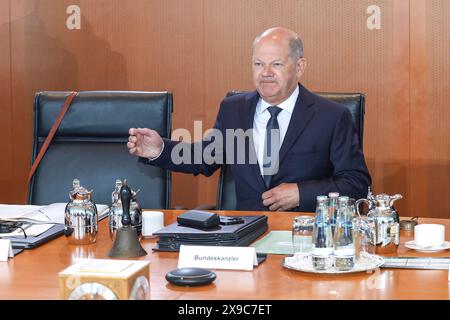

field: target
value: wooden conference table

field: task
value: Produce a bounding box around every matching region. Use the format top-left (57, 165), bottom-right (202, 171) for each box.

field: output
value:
top-left (0, 210), bottom-right (449, 300)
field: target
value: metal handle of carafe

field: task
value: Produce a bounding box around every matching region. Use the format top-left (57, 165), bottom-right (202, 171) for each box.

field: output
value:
top-left (389, 194), bottom-right (403, 207)
top-left (355, 199), bottom-right (371, 217)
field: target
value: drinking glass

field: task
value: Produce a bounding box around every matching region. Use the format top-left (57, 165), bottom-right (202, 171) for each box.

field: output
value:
top-left (292, 216), bottom-right (314, 255)
top-left (347, 198), bottom-right (357, 217)
top-left (353, 215), bottom-right (375, 259)
top-left (350, 198), bottom-right (374, 258)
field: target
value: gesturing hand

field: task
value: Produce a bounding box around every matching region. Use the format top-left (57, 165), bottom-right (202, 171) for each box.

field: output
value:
top-left (262, 183), bottom-right (300, 211)
top-left (127, 128), bottom-right (164, 159)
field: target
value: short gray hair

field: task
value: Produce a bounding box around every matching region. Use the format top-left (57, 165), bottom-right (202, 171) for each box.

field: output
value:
top-left (252, 34), bottom-right (304, 61)
top-left (288, 36), bottom-right (304, 61)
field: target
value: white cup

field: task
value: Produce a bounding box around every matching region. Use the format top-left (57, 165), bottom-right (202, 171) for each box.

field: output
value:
top-left (414, 224), bottom-right (445, 248)
top-left (142, 211), bottom-right (164, 238)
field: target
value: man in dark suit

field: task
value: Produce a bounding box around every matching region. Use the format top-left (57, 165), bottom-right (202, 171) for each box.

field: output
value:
top-left (127, 27), bottom-right (371, 212)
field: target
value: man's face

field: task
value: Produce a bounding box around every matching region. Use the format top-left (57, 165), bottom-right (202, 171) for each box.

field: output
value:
top-left (252, 39), bottom-right (305, 105)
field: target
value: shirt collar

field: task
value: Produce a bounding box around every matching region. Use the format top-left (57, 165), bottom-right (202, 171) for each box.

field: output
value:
top-left (257, 85), bottom-right (299, 115)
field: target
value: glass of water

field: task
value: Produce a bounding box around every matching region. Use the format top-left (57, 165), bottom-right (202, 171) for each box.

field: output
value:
top-left (292, 216), bottom-right (314, 256)
top-left (353, 215), bottom-right (375, 260)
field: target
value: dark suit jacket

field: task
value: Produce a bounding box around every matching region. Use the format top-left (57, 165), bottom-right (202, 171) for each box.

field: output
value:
top-left (148, 84), bottom-right (371, 212)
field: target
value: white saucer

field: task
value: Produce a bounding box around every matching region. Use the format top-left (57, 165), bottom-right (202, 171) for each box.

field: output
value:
top-left (405, 240), bottom-right (450, 252)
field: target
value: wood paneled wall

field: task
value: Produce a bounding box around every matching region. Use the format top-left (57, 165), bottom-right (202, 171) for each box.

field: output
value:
top-left (0, 0), bottom-right (448, 218)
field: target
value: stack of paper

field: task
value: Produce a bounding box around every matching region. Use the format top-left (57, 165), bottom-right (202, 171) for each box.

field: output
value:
top-left (382, 257), bottom-right (450, 269)
top-left (0, 203), bottom-right (109, 224)
top-left (0, 203), bottom-right (109, 238)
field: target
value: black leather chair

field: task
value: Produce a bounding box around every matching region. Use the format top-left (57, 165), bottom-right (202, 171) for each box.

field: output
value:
top-left (28, 91), bottom-right (172, 209)
top-left (216, 91), bottom-right (366, 210)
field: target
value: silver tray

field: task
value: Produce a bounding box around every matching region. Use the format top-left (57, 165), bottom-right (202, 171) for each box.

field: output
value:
top-left (282, 252), bottom-right (385, 274)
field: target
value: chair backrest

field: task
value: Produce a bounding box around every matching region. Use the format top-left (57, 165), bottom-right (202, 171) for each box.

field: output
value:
top-left (28, 91), bottom-right (172, 209)
top-left (216, 90), bottom-right (365, 210)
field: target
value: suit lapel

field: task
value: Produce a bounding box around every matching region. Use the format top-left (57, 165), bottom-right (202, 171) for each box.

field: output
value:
top-left (238, 92), bottom-right (258, 132)
top-left (238, 92), bottom-right (266, 190)
top-left (279, 84), bottom-right (316, 164)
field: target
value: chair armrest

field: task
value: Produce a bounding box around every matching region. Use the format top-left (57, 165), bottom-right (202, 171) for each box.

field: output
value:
top-left (170, 204), bottom-right (217, 211)
top-left (171, 205), bottom-right (188, 210)
top-left (192, 204), bottom-right (217, 210)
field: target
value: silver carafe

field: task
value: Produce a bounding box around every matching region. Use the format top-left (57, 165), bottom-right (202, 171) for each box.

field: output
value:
top-left (109, 179), bottom-right (142, 240)
top-left (64, 179), bottom-right (98, 245)
top-left (356, 188), bottom-right (402, 254)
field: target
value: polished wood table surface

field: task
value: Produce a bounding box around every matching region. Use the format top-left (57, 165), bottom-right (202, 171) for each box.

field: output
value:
top-left (1, 210), bottom-right (449, 300)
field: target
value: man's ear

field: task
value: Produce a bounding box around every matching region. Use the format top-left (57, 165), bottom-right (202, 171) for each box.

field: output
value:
top-left (297, 58), bottom-right (307, 77)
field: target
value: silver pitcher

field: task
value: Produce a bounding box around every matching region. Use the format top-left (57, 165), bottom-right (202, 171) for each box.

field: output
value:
top-left (64, 179), bottom-right (98, 245)
top-left (356, 188), bottom-right (402, 254)
top-left (108, 179), bottom-right (142, 240)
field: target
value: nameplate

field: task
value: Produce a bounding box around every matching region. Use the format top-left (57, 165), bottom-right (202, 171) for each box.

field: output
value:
top-left (178, 245), bottom-right (258, 271)
top-left (0, 239), bottom-right (14, 262)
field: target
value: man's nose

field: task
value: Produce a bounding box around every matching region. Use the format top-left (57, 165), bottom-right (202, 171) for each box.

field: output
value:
top-left (262, 64), bottom-right (274, 76)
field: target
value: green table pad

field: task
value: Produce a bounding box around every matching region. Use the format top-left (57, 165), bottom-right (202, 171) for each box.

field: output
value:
top-left (251, 230), bottom-right (294, 255)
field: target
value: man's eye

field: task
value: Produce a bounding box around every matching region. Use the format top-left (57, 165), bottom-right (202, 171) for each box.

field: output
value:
top-left (272, 63), bottom-right (283, 68)
top-left (254, 62), bottom-right (263, 67)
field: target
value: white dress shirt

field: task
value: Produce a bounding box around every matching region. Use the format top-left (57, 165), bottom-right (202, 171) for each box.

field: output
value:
top-left (253, 85), bottom-right (299, 175)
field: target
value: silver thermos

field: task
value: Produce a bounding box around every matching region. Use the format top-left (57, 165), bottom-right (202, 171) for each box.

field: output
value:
top-left (64, 179), bottom-right (98, 245)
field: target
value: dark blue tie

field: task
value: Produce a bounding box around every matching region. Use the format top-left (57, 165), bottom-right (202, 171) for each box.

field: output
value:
top-left (263, 106), bottom-right (282, 188)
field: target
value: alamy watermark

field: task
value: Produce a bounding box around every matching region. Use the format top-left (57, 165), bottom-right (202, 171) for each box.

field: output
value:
top-left (170, 121), bottom-right (280, 175)
top-left (367, 5), bottom-right (381, 30)
top-left (66, 5), bottom-right (81, 30)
